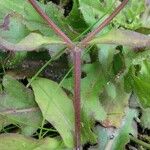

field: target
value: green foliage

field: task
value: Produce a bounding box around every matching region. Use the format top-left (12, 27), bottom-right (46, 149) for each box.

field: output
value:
top-left (0, 75), bottom-right (43, 135)
top-left (114, 0), bottom-right (145, 30)
top-left (63, 63), bottom-right (107, 122)
top-left (132, 60), bottom-right (150, 108)
top-left (78, 0), bottom-right (115, 27)
top-left (98, 44), bottom-right (116, 73)
top-left (31, 77), bottom-right (74, 148)
top-left (66, 0), bottom-right (88, 33)
top-left (0, 0), bottom-right (150, 149)
top-left (95, 108), bottom-right (138, 150)
top-left (0, 0), bottom-right (73, 37)
top-left (0, 0), bottom-right (75, 69)
top-left (0, 134), bottom-right (64, 150)
top-left (111, 108), bottom-right (138, 149)
top-left (90, 29), bottom-right (150, 48)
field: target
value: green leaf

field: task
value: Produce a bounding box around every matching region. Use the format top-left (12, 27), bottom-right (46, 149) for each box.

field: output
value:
top-left (141, 108), bottom-right (150, 129)
top-left (31, 77), bottom-right (74, 148)
top-left (0, 75), bottom-right (43, 136)
top-left (66, 0), bottom-right (88, 33)
top-left (0, 33), bottom-right (64, 51)
top-left (62, 63), bottom-right (107, 144)
top-left (113, 0), bottom-right (145, 30)
top-left (141, 4), bottom-right (150, 29)
top-left (98, 44), bottom-right (116, 73)
top-left (0, 15), bottom-right (29, 43)
top-left (0, 14), bottom-right (62, 51)
top-left (0, 0), bottom-right (76, 39)
top-left (132, 50), bottom-right (150, 66)
top-left (101, 81), bottom-right (130, 128)
top-left (90, 29), bottom-right (150, 48)
top-left (137, 60), bottom-right (150, 81)
top-left (111, 108), bottom-right (138, 150)
top-left (0, 133), bottom-right (63, 150)
top-left (81, 112), bottom-right (97, 144)
top-left (133, 77), bottom-right (150, 108)
top-left (95, 109), bottom-right (138, 150)
top-left (132, 60), bottom-right (150, 108)
top-left (0, 15), bottom-right (28, 65)
top-left (63, 63), bottom-right (107, 122)
top-left (78, 0), bottom-right (115, 27)
top-left (105, 82), bottom-right (117, 100)
top-left (81, 63), bottom-right (107, 121)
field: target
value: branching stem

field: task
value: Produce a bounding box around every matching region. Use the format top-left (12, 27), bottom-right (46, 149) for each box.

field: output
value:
top-left (28, 0), bottom-right (129, 149)
top-left (80, 0), bottom-right (129, 46)
top-left (28, 0), bottom-right (74, 49)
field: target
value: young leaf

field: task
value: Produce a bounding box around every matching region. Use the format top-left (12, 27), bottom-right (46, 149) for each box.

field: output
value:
top-left (31, 77), bottom-right (74, 148)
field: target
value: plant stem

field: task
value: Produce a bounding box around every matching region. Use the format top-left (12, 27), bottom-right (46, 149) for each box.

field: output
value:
top-left (27, 1), bottom-right (129, 149)
top-left (80, 0), bottom-right (129, 46)
top-left (130, 136), bottom-right (150, 149)
top-left (28, 0), bottom-right (74, 49)
top-left (73, 47), bottom-right (81, 150)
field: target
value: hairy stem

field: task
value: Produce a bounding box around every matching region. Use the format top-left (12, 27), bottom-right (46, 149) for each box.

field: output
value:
top-left (73, 47), bottom-right (81, 150)
top-left (81, 0), bottom-right (129, 46)
top-left (28, 0), bottom-right (74, 49)
top-left (27, 1), bottom-right (130, 149)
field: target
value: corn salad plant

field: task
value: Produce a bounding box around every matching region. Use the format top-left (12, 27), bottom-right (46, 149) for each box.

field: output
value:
top-left (0, 0), bottom-right (150, 149)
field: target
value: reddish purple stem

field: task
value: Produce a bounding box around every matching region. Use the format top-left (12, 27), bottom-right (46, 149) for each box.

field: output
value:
top-left (73, 47), bottom-right (81, 150)
top-left (28, 0), bottom-right (74, 49)
top-left (27, 0), bottom-right (129, 149)
top-left (81, 0), bottom-right (129, 46)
